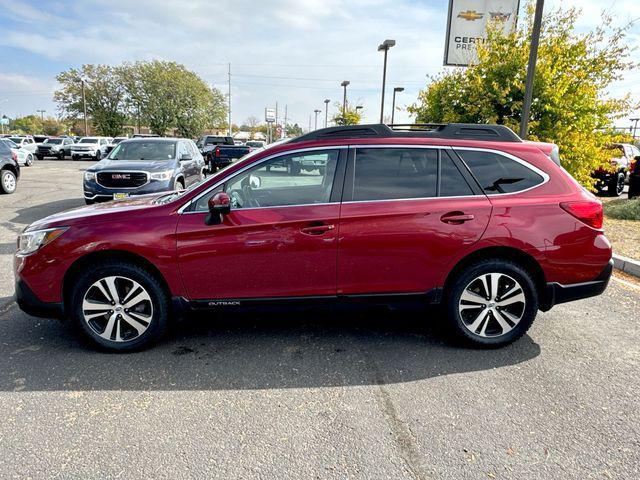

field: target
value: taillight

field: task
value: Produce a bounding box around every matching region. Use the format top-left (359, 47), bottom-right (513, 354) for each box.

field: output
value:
top-left (11, 151), bottom-right (17, 162)
top-left (560, 201), bottom-right (603, 229)
top-left (214, 146), bottom-right (220, 157)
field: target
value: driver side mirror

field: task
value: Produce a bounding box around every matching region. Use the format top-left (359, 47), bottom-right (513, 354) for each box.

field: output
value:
top-left (180, 153), bottom-right (193, 161)
top-left (206, 192), bottom-right (231, 225)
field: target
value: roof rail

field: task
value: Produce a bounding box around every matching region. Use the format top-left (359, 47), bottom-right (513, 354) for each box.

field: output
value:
top-left (289, 123), bottom-right (522, 143)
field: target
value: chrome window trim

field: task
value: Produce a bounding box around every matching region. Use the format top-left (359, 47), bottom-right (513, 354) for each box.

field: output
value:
top-left (95, 169), bottom-right (150, 190)
top-left (178, 146), bottom-right (347, 214)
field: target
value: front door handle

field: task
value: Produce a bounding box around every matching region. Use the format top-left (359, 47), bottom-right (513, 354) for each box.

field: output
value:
top-left (300, 224), bottom-right (335, 235)
top-left (440, 212), bottom-right (475, 225)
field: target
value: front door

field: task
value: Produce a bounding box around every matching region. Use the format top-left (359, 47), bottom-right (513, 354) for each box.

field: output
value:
top-left (337, 146), bottom-right (492, 296)
top-left (176, 148), bottom-right (345, 300)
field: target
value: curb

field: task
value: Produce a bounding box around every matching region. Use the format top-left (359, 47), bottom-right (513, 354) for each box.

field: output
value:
top-left (613, 254), bottom-right (640, 278)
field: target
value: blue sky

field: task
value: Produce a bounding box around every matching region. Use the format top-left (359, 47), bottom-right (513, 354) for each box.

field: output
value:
top-left (0, 0), bottom-right (638, 129)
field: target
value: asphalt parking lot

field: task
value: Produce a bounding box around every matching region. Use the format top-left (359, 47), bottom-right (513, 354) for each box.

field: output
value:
top-left (0, 161), bottom-right (639, 479)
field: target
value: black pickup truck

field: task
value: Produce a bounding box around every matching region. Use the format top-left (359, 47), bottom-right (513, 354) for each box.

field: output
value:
top-left (196, 135), bottom-right (251, 173)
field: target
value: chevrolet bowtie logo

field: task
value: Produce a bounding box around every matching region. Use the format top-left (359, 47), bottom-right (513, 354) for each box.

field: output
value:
top-left (458, 10), bottom-right (484, 21)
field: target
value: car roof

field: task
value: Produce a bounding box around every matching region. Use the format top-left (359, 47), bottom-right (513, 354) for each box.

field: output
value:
top-left (121, 137), bottom-right (180, 143)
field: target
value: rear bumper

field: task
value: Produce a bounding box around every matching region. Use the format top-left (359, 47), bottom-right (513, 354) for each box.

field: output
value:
top-left (14, 278), bottom-right (64, 319)
top-left (541, 259), bottom-right (613, 311)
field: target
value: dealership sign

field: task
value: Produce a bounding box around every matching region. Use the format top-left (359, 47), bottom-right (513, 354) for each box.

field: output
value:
top-left (444, 0), bottom-right (520, 66)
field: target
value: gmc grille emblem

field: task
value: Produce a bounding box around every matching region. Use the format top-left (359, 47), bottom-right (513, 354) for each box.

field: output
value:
top-left (112, 173), bottom-right (130, 180)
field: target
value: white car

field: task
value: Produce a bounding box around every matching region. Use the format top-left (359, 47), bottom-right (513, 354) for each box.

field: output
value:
top-left (7, 136), bottom-right (37, 154)
top-left (71, 137), bottom-right (110, 161)
top-left (1, 139), bottom-right (34, 166)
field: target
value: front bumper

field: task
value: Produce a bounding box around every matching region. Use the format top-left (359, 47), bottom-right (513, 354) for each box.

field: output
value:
top-left (83, 178), bottom-right (175, 202)
top-left (542, 259), bottom-right (613, 311)
top-left (14, 278), bottom-right (64, 319)
top-left (72, 150), bottom-right (98, 158)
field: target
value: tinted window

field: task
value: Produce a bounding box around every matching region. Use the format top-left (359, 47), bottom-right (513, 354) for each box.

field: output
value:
top-left (0, 142), bottom-right (11, 155)
top-left (455, 150), bottom-right (544, 194)
top-left (193, 150), bottom-right (339, 211)
top-left (353, 148), bottom-right (437, 201)
top-left (80, 138), bottom-right (99, 143)
top-left (46, 139), bottom-right (63, 144)
top-left (440, 151), bottom-right (473, 196)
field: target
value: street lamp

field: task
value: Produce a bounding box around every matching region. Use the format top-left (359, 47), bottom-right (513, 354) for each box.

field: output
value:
top-left (391, 87), bottom-right (404, 124)
top-left (630, 118), bottom-right (640, 139)
top-left (378, 39), bottom-right (396, 123)
top-left (324, 99), bottom-right (330, 128)
top-left (354, 106), bottom-right (363, 125)
top-left (341, 81), bottom-right (350, 121)
top-left (314, 109), bottom-right (321, 130)
top-left (36, 109), bottom-right (46, 122)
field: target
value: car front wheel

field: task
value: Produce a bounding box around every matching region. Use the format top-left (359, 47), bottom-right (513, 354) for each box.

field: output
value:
top-left (25, 154), bottom-right (34, 166)
top-left (446, 259), bottom-right (538, 348)
top-left (70, 261), bottom-right (170, 351)
top-left (608, 172), bottom-right (625, 197)
top-left (1, 169), bottom-right (17, 194)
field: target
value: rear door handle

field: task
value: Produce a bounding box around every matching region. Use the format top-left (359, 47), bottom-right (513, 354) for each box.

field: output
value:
top-left (440, 212), bottom-right (475, 224)
top-left (300, 224), bottom-right (335, 235)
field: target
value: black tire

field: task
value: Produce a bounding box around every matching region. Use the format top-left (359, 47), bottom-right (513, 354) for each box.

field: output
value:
top-left (95, 151), bottom-right (101, 161)
top-left (608, 172), bottom-right (625, 197)
top-left (84, 199), bottom-right (95, 205)
top-left (69, 261), bottom-right (170, 352)
top-left (72, 155), bottom-right (79, 161)
top-left (0, 169), bottom-right (17, 194)
top-left (35, 154), bottom-right (43, 160)
top-left (175, 178), bottom-right (185, 190)
top-left (25, 154), bottom-right (34, 166)
top-left (445, 259), bottom-right (538, 348)
top-left (58, 151), bottom-right (65, 160)
top-left (289, 163), bottom-right (301, 175)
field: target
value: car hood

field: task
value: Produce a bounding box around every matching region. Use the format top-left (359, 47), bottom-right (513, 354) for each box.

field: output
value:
top-left (88, 159), bottom-right (176, 172)
top-left (26, 194), bottom-right (166, 231)
top-left (72, 143), bottom-right (99, 148)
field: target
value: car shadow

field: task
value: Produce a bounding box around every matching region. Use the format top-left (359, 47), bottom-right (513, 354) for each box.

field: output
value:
top-left (0, 303), bottom-right (541, 392)
top-left (10, 198), bottom-right (85, 225)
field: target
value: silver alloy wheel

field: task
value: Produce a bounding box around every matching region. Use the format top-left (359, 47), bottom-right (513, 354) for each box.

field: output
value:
top-left (2, 171), bottom-right (16, 193)
top-left (26, 154), bottom-right (33, 166)
top-left (458, 272), bottom-right (526, 338)
top-left (82, 275), bottom-right (153, 342)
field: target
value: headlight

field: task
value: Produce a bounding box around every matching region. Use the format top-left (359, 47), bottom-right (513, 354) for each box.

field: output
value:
top-left (17, 227), bottom-right (68, 256)
top-left (150, 170), bottom-right (174, 181)
top-left (84, 171), bottom-right (96, 181)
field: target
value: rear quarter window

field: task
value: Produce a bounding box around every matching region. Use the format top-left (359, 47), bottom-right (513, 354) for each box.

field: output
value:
top-left (455, 149), bottom-right (545, 194)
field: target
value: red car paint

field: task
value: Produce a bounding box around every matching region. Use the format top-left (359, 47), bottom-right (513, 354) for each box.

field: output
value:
top-left (15, 133), bottom-right (612, 313)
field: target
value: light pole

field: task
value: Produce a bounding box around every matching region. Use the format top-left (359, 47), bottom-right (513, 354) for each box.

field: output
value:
top-left (324, 99), bottom-right (330, 128)
top-left (80, 77), bottom-right (89, 135)
top-left (378, 39), bottom-right (396, 123)
top-left (391, 87), bottom-right (404, 124)
top-left (630, 118), bottom-right (640, 139)
top-left (341, 81), bottom-right (350, 122)
top-left (36, 109), bottom-right (46, 122)
top-left (519, 0), bottom-right (544, 139)
top-left (314, 109), bottom-right (321, 130)
top-left (355, 105), bottom-right (363, 123)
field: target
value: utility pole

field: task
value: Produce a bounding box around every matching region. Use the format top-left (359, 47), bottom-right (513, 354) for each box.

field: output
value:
top-left (81, 78), bottom-right (88, 135)
top-left (630, 118), bottom-right (639, 139)
top-left (378, 39), bottom-right (396, 123)
top-left (519, 0), bottom-right (544, 139)
top-left (228, 63), bottom-right (232, 136)
top-left (36, 109), bottom-right (46, 122)
top-left (324, 99), bottom-right (330, 128)
top-left (314, 109), bottom-right (321, 130)
top-left (283, 105), bottom-right (288, 139)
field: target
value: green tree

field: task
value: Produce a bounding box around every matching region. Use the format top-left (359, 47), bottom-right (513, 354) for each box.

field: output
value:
top-left (331, 103), bottom-right (362, 126)
top-left (286, 123), bottom-right (303, 137)
top-left (10, 115), bottom-right (42, 134)
top-left (126, 61), bottom-right (226, 137)
top-left (54, 64), bottom-right (127, 136)
top-left (408, 5), bottom-right (636, 188)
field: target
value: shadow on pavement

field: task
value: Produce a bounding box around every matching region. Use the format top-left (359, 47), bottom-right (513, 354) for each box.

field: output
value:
top-left (0, 304), bottom-right (541, 392)
top-left (10, 198), bottom-right (85, 225)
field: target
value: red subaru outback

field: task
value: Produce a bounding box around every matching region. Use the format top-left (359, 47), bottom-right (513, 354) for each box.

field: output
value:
top-left (14, 124), bottom-right (613, 351)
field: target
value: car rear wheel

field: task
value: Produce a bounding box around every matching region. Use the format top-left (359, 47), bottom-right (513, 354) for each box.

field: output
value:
top-left (446, 259), bottom-right (538, 348)
top-left (25, 154), bottom-right (34, 166)
top-left (1, 169), bottom-right (17, 194)
top-left (608, 172), bottom-right (625, 197)
top-left (70, 261), bottom-right (170, 351)
top-left (175, 178), bottom-right (185, 190)
top-left (95, 151), bottom-right (101, 161)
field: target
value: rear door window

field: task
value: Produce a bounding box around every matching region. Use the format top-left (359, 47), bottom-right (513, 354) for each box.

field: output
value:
top-left (454, 149), bottom-right (544, 194)
top-left (440, 151), bottom-right (474, 196)
top-left (352, 148), bottom-right (438, 201)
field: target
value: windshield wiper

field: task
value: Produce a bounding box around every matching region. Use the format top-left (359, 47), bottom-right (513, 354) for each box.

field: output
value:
top-left (484, 177), bottom-right (524, 194)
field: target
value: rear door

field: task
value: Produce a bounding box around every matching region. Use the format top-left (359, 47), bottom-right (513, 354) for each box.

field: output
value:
top-left (337, 146), bottom-right (492, 296)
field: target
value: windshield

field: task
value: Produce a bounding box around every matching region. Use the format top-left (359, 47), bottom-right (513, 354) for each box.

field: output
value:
top-left (45, 139), bottom-right (63, 144)
top-left (8, 137), bottom-right (22, 143)
top-left (108, 141), bottom-right (176, 160)
top-left (113, 138), bottom-right (126, 144)
top-left (246, 141), bottom-right (264, 147)
top-left (2, 139), bottom-right (17, 148)
top-left (205, 137), bottom-right (226, 145)
top-left (80, 138), bottom-right (99, 143)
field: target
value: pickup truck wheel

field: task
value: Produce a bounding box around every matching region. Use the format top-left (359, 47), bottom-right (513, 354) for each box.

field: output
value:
top-left (446, 259), bottom-right (538, 348)
top-left (608, 172), bottom-right (625, 197)
top-left (70, 261), bottom-right (170, 352)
